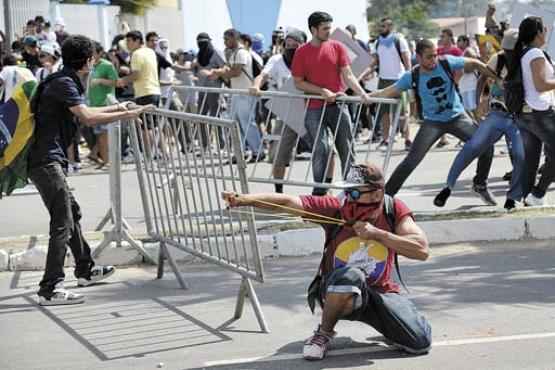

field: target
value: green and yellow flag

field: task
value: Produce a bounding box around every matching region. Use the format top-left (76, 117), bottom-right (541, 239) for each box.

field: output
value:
top-left (0, 80), bottom-right (38, 198)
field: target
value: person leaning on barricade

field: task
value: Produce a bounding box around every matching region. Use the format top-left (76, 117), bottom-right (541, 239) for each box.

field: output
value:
top-left (27, 35), bottom-right (154, 306)
top-left (291, 11), bottom-right (373, 196)
top-left (222, 162), bottom-right (431, 360)
top-left (249, 28), bottom-right (307, 194)
top-left (370, 39), bottom-right (499, 206)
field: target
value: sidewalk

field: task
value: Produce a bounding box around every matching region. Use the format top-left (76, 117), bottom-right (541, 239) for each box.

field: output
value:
top-left (1, 239), bottom-right (555, 370)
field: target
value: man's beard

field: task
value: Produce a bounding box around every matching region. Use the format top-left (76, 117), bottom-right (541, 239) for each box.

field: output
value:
top-left (380, 30), bottom-right (390, 37)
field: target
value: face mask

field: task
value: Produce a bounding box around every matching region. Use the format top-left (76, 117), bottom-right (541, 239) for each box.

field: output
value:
top-left (341, 199), bottom-right (383, 224)
top-left (283, 47), bottom-right (296, 68)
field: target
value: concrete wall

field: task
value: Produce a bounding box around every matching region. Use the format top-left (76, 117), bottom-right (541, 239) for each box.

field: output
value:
top-left (58, 4), bottom-right (120, 48)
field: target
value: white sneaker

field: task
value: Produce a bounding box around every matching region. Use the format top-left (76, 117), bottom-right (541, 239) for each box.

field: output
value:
top-left (378, 141), bottom-right (389, 152)
top-left (525, 194), bottom-right (545, 207)
top-left (39, 287), bottom-right (85, 306)
top-left (122, 154), bottom-right (135, 164)
top-left (77, 266), bottom-right (115, 287)
top-left (302, 326), bottom-right (335, 361)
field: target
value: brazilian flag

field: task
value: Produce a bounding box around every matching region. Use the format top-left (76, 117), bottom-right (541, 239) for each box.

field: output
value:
top-left (0, 80), bottom-right (38, 198)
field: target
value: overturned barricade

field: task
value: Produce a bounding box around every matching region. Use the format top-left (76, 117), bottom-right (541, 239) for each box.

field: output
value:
top-left (129, 109), bottom-right (268, 332)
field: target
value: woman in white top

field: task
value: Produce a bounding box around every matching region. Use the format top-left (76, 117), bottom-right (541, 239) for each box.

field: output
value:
top-left (510, 16), bottom-right (555, 206)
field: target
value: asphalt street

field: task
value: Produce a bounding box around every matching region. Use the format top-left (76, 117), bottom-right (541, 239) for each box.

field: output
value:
top-left (1, 239), bottom-right (554, 370)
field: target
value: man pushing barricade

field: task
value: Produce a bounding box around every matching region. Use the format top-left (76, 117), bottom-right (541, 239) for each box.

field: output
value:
top-left (28, 35), bottom-right (153, 306)
top-left (223, 162), bottom-right (431, 360)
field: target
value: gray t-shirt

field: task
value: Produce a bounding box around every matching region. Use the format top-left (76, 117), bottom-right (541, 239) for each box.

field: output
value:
top-left (197, 49), bottom-right (226, 88)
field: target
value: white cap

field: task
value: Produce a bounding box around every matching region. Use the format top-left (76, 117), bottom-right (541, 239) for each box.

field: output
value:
top-left (55, 17), bottom-right (65, 27)
top-left (40, 42), bottom-right (61, 57)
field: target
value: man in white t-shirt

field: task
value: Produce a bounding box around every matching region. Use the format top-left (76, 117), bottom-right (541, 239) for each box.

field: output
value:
top-left (249, 29), bottom-right (306, 193)
top-left (368, 17), bottom-right (412, 151)
top-left (207, 29), bottom-right (264, 162)
top-left (0, 54), bottom-right (36, 102)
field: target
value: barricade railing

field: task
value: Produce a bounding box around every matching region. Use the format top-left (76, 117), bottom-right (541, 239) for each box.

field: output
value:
top-left (129, 108), bottom-right (268, 332)
top-left (167, 85), bottom-right (402, 191)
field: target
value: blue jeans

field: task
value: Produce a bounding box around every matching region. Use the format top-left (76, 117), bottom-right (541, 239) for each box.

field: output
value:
top-left (324, 267), bottom-right (431, 353)
top-left (230, 95), bottom-right (262, 154)
top-left (518, 109), bottom-right (555, 198)
top-left (386, 113), bottom-right (493, 196)
top-left (447, 111), bottom-right (525, 201)
top-left (305, 104), bottom-right (355, 195)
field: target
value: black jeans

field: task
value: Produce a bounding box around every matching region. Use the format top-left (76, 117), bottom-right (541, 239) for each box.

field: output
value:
top-left (28, 163), bottom-right (94, 297)
top-left (386, 113), bottom-right (493, 196)
top-left (518, 109), bottom-right (555, 198)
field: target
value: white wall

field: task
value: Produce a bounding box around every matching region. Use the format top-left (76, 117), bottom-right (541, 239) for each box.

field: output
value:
top-left (277, 0), bottom-right (369, 42)
top-left (59, 4), bottom-right (120, 48)
top-left (181, 0), bottom-right (233, 51)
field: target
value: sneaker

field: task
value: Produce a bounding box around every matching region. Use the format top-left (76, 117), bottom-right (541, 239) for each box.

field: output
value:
top-left (39, 287), bottom-right (85, 306)
top-left (122, 154), bottom-right (135, 164)
top-left (303, 326), bottom-right (336, 361)
top-left (472, 184), bottom-right (497, 206)
top-left (378, 141), bottom-right (389, 152)
top-left (434, 187), bottom-right (451, 207)
top-left (525, 193), bottom-right (545, 207)
top-left (436, 139), bottom-right (449, 149)
top-left (77, 266), bottom-right (115, 287)
top-left (404, 139), bottom-right (412, 152)
top-left (504, 198), bottom-right (521, 211)
top-left (248, 152), bottom-right (266, 163)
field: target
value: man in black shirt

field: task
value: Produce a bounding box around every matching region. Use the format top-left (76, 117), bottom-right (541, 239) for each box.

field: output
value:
top-left (28, 35), bottom-right (152, 306)
top-left (145, 31), bottom-right (190, 77)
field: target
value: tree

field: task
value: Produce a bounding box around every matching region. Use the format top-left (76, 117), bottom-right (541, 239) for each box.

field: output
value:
top-left (62, 0), bottom-right (158, 15)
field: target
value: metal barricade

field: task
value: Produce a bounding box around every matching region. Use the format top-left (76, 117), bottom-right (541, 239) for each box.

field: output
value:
top-left (167, 85), bottom-right (402, 192)
top-left (129, 108), bottom-right (268, 332)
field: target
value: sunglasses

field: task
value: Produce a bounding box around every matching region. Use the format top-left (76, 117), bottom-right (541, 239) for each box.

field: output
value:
top-left (345, 188), bottom-right (378, 200)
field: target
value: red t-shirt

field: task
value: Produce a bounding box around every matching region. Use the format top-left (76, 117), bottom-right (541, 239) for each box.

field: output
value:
top-left (300, 195), bottom-right (413, 293)
top-left (438, 46), bottom-right (463, 57)
top-left (291, 39), bottom-right (351, 109)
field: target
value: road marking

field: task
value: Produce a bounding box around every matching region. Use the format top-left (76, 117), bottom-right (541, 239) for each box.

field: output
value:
top-left (204, 331), bottom-right (555, 367)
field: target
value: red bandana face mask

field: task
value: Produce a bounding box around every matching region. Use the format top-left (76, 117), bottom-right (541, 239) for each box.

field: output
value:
top-left (341, 199), bottom-right (383, 224)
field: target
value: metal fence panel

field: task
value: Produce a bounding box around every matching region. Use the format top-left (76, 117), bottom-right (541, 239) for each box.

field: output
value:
top-left (168, 86), bottom-right (402, 191)
top-left (129, 109), bottom-right (264, 283)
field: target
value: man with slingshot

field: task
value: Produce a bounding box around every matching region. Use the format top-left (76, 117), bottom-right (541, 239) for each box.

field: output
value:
top-left (222, 162), bottom-right (431, 360)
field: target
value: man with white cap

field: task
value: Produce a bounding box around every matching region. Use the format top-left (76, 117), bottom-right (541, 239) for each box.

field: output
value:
top-left (36, 42), bottom-right (62, 81)
top-left (434, 29), bottom-right (525, 211)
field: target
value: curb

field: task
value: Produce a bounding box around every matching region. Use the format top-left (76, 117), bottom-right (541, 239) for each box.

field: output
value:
top-left (1, 209), bottom-right (555, 272)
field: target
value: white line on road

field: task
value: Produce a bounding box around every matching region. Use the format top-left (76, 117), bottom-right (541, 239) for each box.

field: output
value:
top-left (204, 331), bottom-right (555, 367)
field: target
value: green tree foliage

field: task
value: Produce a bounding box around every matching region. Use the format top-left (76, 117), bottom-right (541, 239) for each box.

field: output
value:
top-left (367, 0), bottom-right (439, 40)
top-left (62, 0), bottom-right (158, 15)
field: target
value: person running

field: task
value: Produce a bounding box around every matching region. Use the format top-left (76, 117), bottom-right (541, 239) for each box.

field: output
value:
top-left (222, 162), bottom-right (431, 360)
top-left (27, 35), bottom-right (151, 306)
top-left (370, 39), bottom-right (498, 206)
top-left (434, 29), bottom-right (526, 210)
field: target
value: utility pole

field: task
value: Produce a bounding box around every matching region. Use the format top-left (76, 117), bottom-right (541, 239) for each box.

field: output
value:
top-left (3, 0), bottom-right (12, 45)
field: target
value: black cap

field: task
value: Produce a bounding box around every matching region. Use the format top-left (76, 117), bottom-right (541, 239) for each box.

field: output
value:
top-left (196, 32), bottom-right (211, 42)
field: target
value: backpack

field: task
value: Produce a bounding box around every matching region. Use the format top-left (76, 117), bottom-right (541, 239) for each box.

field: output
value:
top-left (307, 195), bottom-right (407, 314)
top-left (504, 48), bottom-right (553, 115)
top-left (375, 34), bottom-right (408, 72)
top-left (0, 80), bottom-right (38, 198)
top-left (411, 58), bottom-right (462, 120)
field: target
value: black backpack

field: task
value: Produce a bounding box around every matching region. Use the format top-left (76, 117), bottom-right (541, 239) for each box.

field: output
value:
top-left (307, 195), bottom-right (407, 313)
top-left (411, 58), bottom-right (462, 120)
top-left (504, 48), bottom-right (552, 115)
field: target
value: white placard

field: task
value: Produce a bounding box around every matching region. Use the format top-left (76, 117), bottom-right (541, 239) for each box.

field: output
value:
top-left (265, 77), bottom-right (307, 137)
top-left (330, 28), bottom-right (372, 77)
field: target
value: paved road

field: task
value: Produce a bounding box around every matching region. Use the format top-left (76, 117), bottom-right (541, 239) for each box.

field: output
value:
top-left (1, 136), bottom-right (537, 240)
top-left (1, 239), bottom-right (554, 370)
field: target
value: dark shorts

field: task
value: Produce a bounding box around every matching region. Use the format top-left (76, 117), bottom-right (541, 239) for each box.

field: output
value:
top-left (377, 79), bottom-right (407, 123)
top-left (135, 95), bottom-right (160, 129)
top-left (324, 266), bottom-right (432, 354)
